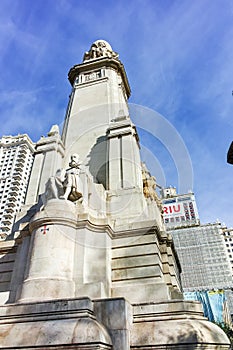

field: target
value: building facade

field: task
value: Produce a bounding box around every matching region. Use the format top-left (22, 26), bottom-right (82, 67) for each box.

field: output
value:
top-left (0, 135), bottom-right (34, 239)
top-left (161, 186), bottom-right (200, 229)
top-left (223, 227), bottom-right (233, 274)
top-left (161, 188), bottom-right (233, 290)
top-left (161, 187), bottom-right (233, 318)
top-left (170, 223), bottom-right (233, 291)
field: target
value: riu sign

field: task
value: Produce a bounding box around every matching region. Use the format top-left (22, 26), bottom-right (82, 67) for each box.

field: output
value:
top-left (163, 204), bottom-right (181, 214)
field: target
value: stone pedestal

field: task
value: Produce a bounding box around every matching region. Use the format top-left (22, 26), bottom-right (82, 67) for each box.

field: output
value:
top-left (17, 199), bottom-right (77, 302)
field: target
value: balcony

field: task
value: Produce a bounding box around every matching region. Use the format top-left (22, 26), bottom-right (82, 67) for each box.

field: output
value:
top-left (17, 152), bottom-right (26, 158)
top-left (18, 148), bottom-right (27, 155)
top-left (16, 159), bottom-right (25, 166)
top-left (3, 213), bottom-right (13, 219)
top-left (9, 190), bottom-right (17, 196)
top-left (9, 185), bottom-right (20, 191)
top-left (12, 174), bottom-right (21, 180)
top-left (0, 225), bottom-right (11, 231)
top-left (11, 179), bottom-right (20, 185)
top-left (1, 219), bottom-right (11, 225)
top-left (5, 208), bottom-right (14, 213)
top-left (14, 165), bottom-right (23, 172)
top-left (6, 202), bottom-right (16, 207)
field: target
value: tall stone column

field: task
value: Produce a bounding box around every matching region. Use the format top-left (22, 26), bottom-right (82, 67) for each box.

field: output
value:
top-left (61, 41), bottom-right (131, 188)
top-left (106, 120), bottom-right (146, 219)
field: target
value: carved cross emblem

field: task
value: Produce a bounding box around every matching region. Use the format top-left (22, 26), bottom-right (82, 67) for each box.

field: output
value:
top-left (40, 225), bottom-right (49, 235)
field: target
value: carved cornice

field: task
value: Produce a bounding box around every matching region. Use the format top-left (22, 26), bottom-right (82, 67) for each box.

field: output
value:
top-left (35, 136), bottom-right (65, 157)
top-left (68, 57), bottom-right (131, 98)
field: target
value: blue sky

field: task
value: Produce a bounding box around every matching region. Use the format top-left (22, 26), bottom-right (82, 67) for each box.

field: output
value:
top-left (0, 0), bottom-right (233, 226)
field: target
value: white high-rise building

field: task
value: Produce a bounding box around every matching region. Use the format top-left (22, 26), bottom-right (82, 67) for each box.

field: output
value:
top-left (0, 135), bottom-right (34, 239)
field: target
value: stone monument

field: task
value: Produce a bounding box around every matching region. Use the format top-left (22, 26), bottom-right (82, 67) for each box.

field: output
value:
top-left (0, 40), bottom-right (230, 349)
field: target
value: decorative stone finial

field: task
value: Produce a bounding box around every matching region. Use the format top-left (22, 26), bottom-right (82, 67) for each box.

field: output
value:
top-left (47, 124), bottom-right (60, 137)
top-left (83, 40), bottom-right (119, 61)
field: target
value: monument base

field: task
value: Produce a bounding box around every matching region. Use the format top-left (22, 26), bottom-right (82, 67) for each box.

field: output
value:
top-left (0, 297), bottom-right (230, 349)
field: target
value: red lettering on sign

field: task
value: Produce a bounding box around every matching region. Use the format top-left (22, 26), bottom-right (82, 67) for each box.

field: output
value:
top-left (163, 204), bottom-right (181, 214)
top-left (173, 204), bottom-right (180, 213)
top-left (163, 207), bottom-right (168, 214)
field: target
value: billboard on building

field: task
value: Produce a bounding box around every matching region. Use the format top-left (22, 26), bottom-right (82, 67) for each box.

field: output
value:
top-left (162, 193), bottom-right (199, 227)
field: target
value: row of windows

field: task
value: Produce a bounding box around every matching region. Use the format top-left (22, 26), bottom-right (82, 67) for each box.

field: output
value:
top-left (74, 69), bottom-right (104, 86)
top-left (164, 216), bottom-right (186, 224)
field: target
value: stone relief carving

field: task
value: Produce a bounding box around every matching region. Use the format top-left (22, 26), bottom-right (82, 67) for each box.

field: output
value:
top-left (47, 124), bottom-right (60, 137)
top-left (141, 163), bottom-right (163, 213)
top-left (83, 40), bottom-right (119, 61)
top-left (45, 154), bottom-right (83, 203)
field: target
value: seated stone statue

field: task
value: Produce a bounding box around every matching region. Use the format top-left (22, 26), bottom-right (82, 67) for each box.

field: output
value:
top-left (44, 154), bottom-right (83, 203)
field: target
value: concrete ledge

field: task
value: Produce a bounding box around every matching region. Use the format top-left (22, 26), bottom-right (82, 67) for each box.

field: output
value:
top-left (0, 297), bottom-right (112, 349)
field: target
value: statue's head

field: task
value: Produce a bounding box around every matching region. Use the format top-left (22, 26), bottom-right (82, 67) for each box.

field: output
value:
top-left (69, 153), bottom-right (81, 168)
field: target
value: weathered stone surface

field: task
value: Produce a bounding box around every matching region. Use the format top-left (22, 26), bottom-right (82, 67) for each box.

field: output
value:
top-left (0, 298), bottom-right (112, 349)
top-left (132, 300), bottom-right (230, 349)
top-left (94, 298), bottom-right (132, 350)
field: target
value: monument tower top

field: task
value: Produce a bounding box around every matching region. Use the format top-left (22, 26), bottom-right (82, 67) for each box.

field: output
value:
top-left (83, 40), bottom-right (119, 61)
